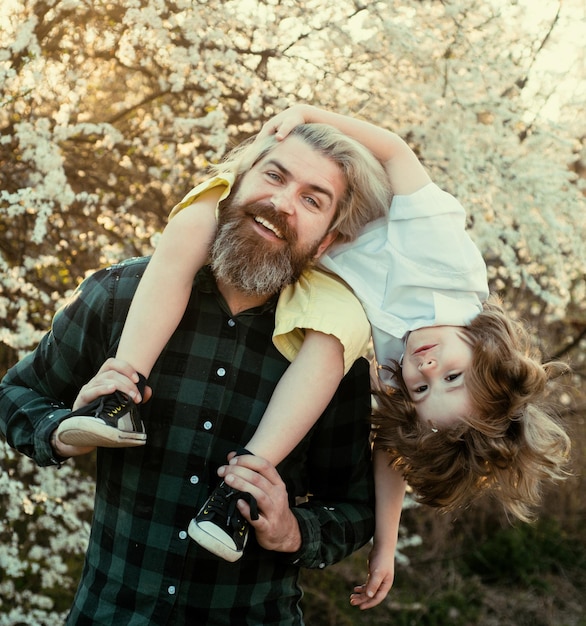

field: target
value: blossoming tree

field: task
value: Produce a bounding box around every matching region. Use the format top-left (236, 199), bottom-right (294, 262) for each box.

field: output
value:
top-left (1, 0), bottom-right (584, 621)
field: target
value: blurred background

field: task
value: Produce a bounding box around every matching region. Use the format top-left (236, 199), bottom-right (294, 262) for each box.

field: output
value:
top-left (1, 0), bottom-right (584, 624)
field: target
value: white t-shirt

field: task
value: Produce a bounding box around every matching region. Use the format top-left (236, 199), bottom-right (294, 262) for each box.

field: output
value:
top-left (320, 182), bottom-right (489, 383)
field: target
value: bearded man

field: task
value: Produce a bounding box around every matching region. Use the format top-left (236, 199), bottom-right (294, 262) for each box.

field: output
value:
top-left (0, 120), bottom-right (389, 625)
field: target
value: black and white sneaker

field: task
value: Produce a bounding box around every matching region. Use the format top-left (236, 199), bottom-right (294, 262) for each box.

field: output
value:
top-left (188, 479), bottom-right (259, 562)
top-left (57, 389), bottom-right (146, 448)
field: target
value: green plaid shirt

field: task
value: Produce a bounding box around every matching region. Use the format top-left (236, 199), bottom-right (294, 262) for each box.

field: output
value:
top-left (0, 257), bottom-right (375, 625)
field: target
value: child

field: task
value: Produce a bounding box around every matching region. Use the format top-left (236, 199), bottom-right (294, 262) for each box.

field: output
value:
top-left (57, 105), bottom-right (571, 609)
top-left (264, 107), bottom-right (569, 609)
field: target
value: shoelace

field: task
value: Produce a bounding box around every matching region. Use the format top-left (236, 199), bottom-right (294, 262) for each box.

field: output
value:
top-left (91, 391), bottom-right (129, 419)
top-left (207, 484), bottom-right (259, 526)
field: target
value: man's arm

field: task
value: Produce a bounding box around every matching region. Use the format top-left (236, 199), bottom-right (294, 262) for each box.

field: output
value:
top-left (0, 261), bottom-right (144, 466)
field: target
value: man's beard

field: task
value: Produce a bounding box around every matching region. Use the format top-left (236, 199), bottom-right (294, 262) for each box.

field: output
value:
top-left (210, 197), bottom-right (324, 297)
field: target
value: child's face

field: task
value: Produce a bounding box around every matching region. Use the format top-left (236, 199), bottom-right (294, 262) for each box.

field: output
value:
top-left (402, 325), bottom-right (473, 429)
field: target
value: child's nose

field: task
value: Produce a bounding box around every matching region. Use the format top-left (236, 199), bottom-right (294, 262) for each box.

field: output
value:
top-left (418, 358), bottom-right (436, 371)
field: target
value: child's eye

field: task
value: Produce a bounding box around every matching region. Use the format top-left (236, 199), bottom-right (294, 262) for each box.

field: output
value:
top-left (414, 385), bottom-right (428, 394)
top-left (445, 373), bottom-right (461, 382)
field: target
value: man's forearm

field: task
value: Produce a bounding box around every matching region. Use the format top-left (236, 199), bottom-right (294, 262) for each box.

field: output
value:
top-left (0, 371), bottom-right (72, 466)
top-left (288, 500), bottom-right (375, 569)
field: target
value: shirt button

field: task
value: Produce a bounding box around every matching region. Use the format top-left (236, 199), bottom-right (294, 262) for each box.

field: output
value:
top-left (216, 367), bottom-right (226, 377)
top-left (179, 530), bottom-right (187, 540)
top-left (190, 475), bottom-right (199, 484)
top-left (319, 562), bottom-right (326, 569)
top-left (228, 319), bottom-right (236, 327)
top-left (203, 421), bottom-right (213, 431)
top-left (168, 585), bottom-right (176, 595)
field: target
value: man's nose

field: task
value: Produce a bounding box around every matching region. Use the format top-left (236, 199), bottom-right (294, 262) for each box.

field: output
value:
top-left (271, 186), bottom-right (295, 214)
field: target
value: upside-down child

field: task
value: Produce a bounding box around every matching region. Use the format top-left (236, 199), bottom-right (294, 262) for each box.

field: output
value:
top-left (57, 104), bottom-right (571, 610)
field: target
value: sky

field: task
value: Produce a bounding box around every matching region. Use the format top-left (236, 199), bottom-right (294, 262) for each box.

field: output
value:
top-left (515, 0), bottom-right (585, 124)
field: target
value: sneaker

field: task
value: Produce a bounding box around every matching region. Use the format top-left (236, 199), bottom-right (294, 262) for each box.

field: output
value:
top-left (188, 480), bottom-right (259, 562)
top-left (56, 390), bottom-right (147, 448)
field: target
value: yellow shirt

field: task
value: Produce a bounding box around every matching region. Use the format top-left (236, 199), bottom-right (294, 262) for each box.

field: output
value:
top-left (170, 175), bottom-right (370, 374)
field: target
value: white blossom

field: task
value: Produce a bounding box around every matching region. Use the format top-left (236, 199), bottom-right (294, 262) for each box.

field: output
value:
top-left (1, 0), bottom-right (584, 618)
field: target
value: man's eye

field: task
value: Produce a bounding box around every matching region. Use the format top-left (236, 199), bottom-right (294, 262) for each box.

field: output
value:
top-left (304, 196), bottom-right (319, 208)
top-left (267, 171), bottom-right (281, 181)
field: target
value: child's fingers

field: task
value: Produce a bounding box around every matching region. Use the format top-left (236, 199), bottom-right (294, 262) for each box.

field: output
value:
top-left (350, 585), bottom-right (390, 610)
top-left (272, 115), bottom-right (306, 141)
top-left (365, 569), bottom-right (386, 598)
top-left (273, 122), bottom-right (294, 140)
top-left (349, 584), bottom-right (368, 607)
top-left (350, 568), bottom-right (394, 610)
top-left (363, 578), bottom-right (393, 609)
top-left (257, 116), bottom-right (286, 142)
top-left (258, 121), bottom-right (288, 142)
top-left (257, 108), bottom-right (306, 143)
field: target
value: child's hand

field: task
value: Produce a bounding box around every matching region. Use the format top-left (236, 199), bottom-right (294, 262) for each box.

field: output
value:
top-left (350, 542), bottom-right (395, 610)
top-left (256, 104), bottom-right (313, 143)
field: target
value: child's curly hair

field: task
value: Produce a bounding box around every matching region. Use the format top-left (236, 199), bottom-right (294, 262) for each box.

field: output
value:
top-left (371, 297), bottom-right (572, 522)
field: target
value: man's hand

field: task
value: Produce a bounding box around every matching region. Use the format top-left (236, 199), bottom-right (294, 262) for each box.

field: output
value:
top-left (218, 453), bottom-right (302, 553)
top-left (52, 358), bottom-right (152, 459)
top-left (71, 357), bottom-right (152, 410)
top-left (51, 428), bottom-right (95, 458)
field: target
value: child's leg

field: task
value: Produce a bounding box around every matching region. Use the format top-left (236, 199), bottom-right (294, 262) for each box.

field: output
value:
top-left (189, 329), bottom-right (346, 560)
top-left (57, 191), bottom-right (220, 448)
top-left (351, 448), bottom-right (406, 609)
top-left (245, 329), bottom-right (345, 465)
top-left (114, 203), bottom-right (217, 378)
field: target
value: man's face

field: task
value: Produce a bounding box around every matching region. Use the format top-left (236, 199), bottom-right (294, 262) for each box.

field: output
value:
top-left (402, 325), bottom-right (474, 429)
top-left (211, 135), bottom-right (346, 296)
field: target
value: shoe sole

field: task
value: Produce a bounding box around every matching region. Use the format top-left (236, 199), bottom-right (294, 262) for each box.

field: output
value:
top-left (57, 417), bottom-right (147, 448)
top-left (187, 519), bottom-right (244, 562)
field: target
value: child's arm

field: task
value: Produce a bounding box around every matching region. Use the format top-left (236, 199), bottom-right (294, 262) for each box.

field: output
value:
top-left (259, 104), bottom-right (431, 195)
top-left (350, 447), bottom-right (406, 610)
top-left (245, 329), bottom-right (345, 465)
top-left (115, 186), bottom-right (222, 387)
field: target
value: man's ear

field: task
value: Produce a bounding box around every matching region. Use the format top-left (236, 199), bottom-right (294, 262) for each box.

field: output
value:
top-left (313, 230), bottom-right (339, 259)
